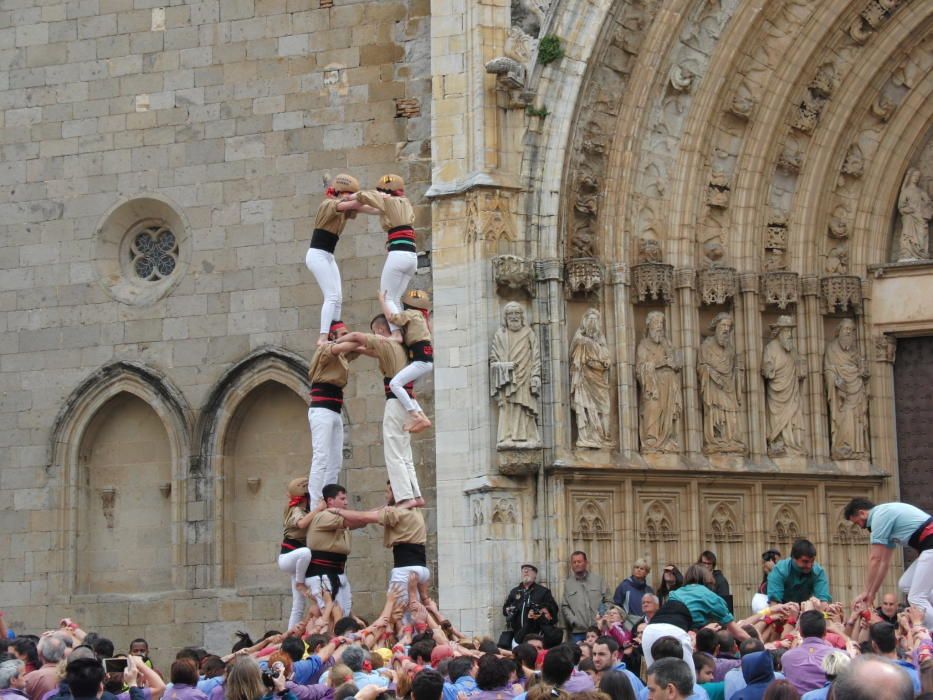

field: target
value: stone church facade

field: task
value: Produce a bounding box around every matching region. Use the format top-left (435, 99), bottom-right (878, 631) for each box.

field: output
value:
top-left (1, 0), bottom-right (932, 660)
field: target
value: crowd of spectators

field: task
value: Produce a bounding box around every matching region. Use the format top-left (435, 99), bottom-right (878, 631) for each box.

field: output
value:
top-left (0, 498), bottom-right (930, 700)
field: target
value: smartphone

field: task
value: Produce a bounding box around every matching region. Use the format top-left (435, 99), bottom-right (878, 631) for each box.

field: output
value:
top-left (104, 658), bottom-right (128, 674)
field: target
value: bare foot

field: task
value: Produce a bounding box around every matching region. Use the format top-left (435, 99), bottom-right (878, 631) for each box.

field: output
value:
top-left (413, 497), bottom-right (426, 508)
top-left (295, 581), bottom-right (309, 594)
top-left (406, 416), bottom-right (431, 433)
top-left (317, 334), bottom-right (329, 347)
top-left (396, 498), bottom-right (418, 509)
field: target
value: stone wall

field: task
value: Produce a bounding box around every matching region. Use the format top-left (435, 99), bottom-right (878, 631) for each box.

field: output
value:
top-left (0, 0), bottom-right (432, 665)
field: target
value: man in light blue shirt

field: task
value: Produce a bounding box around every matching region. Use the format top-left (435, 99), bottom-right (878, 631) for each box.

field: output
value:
top-left (846, 498), bottom-right (933, 627)
top-left (441, 657), bottom-right (477, 700)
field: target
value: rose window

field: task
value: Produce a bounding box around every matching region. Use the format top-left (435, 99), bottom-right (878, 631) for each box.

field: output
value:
top-left (129, 225), bottom-right (178, 281)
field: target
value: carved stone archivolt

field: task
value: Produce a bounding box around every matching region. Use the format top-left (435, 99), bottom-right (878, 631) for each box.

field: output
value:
top-left (492, 255), bottom-right (535, 297)
top-left (632, 263), bottom-right (674, 303)
top-left (698, 267), bottom-right (737, 305)
top-left (820, 276), bottom-right (862, 314)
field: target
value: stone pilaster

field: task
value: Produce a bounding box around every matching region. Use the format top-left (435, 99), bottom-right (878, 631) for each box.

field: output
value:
top-left (673, 268), bottom-right (702, 456)
top-left (801, 275), bottom-right (829, 461)
top-left (535, 259), bottom-right (568, 453)
top-left (737, 273), bottom-right (767, 459)
top-left (609, 264), bottom-right (639, 457)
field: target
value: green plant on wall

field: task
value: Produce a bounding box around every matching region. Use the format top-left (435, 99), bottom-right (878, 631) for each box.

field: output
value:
top-left (537, 35), bottom-right (564, 65)
top-left (526, 105), bottom-right (550, 118)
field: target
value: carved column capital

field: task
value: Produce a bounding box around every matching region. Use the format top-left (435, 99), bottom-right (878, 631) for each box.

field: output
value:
top-left (739, 273), bottom-right (759, 294)
top-left (801, 274), bottom-right (821, 297)
top-left (874, 335), bottom-right (896, 364)
top-left (608, 262), bottom-right (628, 286)
top-left (673, 268), bottom-right (696, 290)
top-left (535, 258), bottom-right (563, 282)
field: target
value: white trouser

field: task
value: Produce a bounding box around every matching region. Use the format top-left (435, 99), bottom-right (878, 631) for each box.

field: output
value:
top-left (389, 361), bottom-right (432, 413)
top-left (305, 248), bottom-right (342, 335)
top-left (306, 572), bottom-right (352, 616)
top-left (641, 623), bottom-right (696, 684)
top-left (307, 407), bottom-right (343, 508)
top-left (384, 399), bottom-right (421, 501)
top-left (278, 548), bottom-right (313, 629)
top-left (380, 251), bottom-right (417, 331)
top-left (900, 549), bottom-right (933, 627)
top-left (389, 565), bottom-right (430, 606)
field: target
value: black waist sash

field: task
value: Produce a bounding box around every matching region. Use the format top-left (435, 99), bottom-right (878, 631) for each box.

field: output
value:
top-left (392, 542), bottom-right (427, 568)
top-left (386, 225), bottom-right (417, 252)
top-left (306, 550), bottom-right (348, 599)
top-left (310, 382), bottom-right (343, 413)
top-left (310, 228), bottom-right (339, 253)
top-left (384, 377), bottom-right (415, 400)
top-left (909, 516), bottom-right (933, 552)
top-left (280, 537), bottom-right (304, 555)
top-left (406, 340), bottom-right (433, 364)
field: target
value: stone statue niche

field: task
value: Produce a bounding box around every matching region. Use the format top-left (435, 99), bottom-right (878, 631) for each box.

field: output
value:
top-left (823, 318), bottom-right (870, 460)
top-left (635, 310), bottom-right (682, 453)
top-left (698, 312), bottom-right (745, 454)
top-left (570, 308), bottom-right (613, 449)
top-left (895, 168), bottom-right (932, 262)
top-left (761, 315), bottom-right (807, 457)
top-left (490, 302), bottom-right (542, 449)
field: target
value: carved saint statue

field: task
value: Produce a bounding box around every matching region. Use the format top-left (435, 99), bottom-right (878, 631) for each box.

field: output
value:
top-left (762, 315), bottom-right (807, 457)
top-left (570, 308), bottom-right (612, 448)
top-left (698, 313), bottom-right (745, 454)
top-left (490, 302), bottom-right (541, 449)
top-left (636, 311), bottom-right (682, 453)
top-left (824, 319), bottom-right (870, 460)
top-left (896, 168), bottom-right (931, 261)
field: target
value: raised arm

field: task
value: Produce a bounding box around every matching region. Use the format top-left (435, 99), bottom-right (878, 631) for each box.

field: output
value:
top-left (329, 507), bottom-right (383, 529)
top-left (855, 544), bottom-right (895, 607)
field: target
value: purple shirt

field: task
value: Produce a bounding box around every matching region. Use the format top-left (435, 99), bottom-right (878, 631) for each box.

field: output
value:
top-left (561, 671), bottom-right (594, 693)
top-left (780, 637), bottom-right (837, 693)
top-left (713, 656), bottom-right (740, 682)
top-left (161, 686), bottom-right (204, 700)
top-left (469, 687), bottom-right (517, 700)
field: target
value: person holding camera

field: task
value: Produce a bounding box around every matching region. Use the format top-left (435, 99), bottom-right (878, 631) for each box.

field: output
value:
top-left (501, 564), bottom-right (559, 648)
top-left (226, 656), bottom-right (296, 700)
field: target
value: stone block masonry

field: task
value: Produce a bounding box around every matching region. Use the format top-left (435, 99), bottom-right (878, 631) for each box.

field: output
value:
top-left (0, 0), bottom-right (434, 661)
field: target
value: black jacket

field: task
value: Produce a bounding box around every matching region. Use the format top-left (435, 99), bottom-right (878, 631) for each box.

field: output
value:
top-left (502, 582), bottom-right (559, 637)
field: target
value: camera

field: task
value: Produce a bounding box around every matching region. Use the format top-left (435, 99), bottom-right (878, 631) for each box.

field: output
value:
top-left (261, 670), bottom-right (277, 689)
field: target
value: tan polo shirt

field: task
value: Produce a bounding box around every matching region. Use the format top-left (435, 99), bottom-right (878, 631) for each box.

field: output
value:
top-left (362, 333), bottom-right (408, 377)
top-left (389, 310), bottom-right (432, 345)
top-left (308, 346), bottom-right (351, 386)
top-left (313, 198), bottom-right (352, 236)
top-left (356, 190), bottom-right (415, 231)
top-left (283, 504), bottom-right (309, 542)
top-left (378, 506), bottom-right (427, 547)
top-left (307, 510), bottom-right (351, 555)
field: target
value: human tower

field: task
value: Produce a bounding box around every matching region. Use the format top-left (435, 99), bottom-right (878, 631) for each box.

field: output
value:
top-left (275, 173), bottom-right (435, 629)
